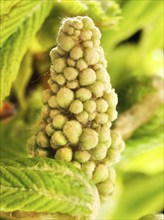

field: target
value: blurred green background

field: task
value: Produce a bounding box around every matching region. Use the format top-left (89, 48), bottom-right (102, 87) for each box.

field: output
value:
top-left (0, 0), bottom-right (163, 219)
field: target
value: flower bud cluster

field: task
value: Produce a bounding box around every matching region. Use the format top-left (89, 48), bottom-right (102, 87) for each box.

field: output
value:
top-left (27, 16), bottom-right (125, 202)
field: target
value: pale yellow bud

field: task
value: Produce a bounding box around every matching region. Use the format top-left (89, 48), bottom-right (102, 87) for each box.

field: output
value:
top-left (64, 67), bottom-right (79, 81)
top-left (95, 113), bottom-right (108, 124)
top-left (79, 68), bottom-right (96, 86)
top-left (67, 57), bottom-right (76, 67)
top-left (69, 99), bottom-right (83, 114)
top-left (52, 131), bottom-right (67, 146)
top-left (57, 87), bottom-right (74, 108)
top-left (55, 147), bottom-right (72, 162)
top-left (90, 81), bottom-right (104, 98)
top-left (92, 164), bottom-right (108, 184)
top-left (52, 58), bottom-right (66, 73)
top-left (74, 150), bottom-right (91, 163)
top-left (42, 89), bottom-right (52, 104)
top-left (76, 111), bottom-right (89, 124)
top-left (83, 100), bottom-right (96, 113)
top-left (76, 59), bottom-right (88, 71)
top-left (66, 80), bottom-right (79, 89)
top-left (96, 99), bottom-right (108, 113)
top-left (75, 88), bottom-right (92, 101)
top-left (53, 114), bottom-right (68, 129)
top-left (48, 95), bottom-right (58, 108)
top-left (55, 74), bottom-right (66, 86)
top-left (70, 46), bottom-right (84, 60)
top-left (80, 128), bottom-right (98, 150)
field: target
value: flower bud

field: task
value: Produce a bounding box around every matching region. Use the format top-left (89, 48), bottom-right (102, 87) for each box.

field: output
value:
top-left (82, 16), bottom-right (94, 29)
top-left (95, 113), bottom-right (108, 124)
top-left (103, 90), bottom-right (118, 107)
top-left (80, 30), bottom-right (92, 41)
top-left (52, 131), bottom-right (67, 146)
top-left (49, 109), bottom-right (60, 119)
top-left (72, 19), bottom-right (83, 29)
top-left (88, 112), bottom-right (96, 121)
top-left (98, 127), bottom-right (111, 144)
top-left (84, 48), bottom-right (99, 65)
top-left (74, 150), bottom-right (91, 163)
top-left (83, 100), bottom-right (96, 113)
top-left (96, 98), bottom-right (108, 113)
top-left (92, 164), bottom-right (108, 184)
top-left (111, 130), bottom-right (122, 148)
top-left (81, 161), bottom-right (96, 179)
top-left (97, 180), bottom-right (114, 196)
top-left (52, 58), bottom-right (67, 73)
top-left (49, 82), bottom-right (59, 94)
top-left (107, 108), bottom-right (118, 121)
top-left (108, 167), bottom-right (116, 183)
top-left (72, 161), bottom-right (81, 169)
top-left (66, 80), bottom-right (79, 89)
top-left (49, 48), bottom-right (59, 60)
top-left (70, 46), bottom-right (83, 60)
top-left (41, 105), bottom-right (50, 119)
top-left (53, 114), bottom-right (68, 129)
top-left (67, 57), bottom-right (76, 67)
top-left (42, 89), bottom-right (52, 104)
top-left (48, 95), bottom-right (58, 108)
top-left (76, 59), bottom-right (88, 71)
top-left (59, 35), bottom-right (76, 52)
top-left (55, 74), bottom-right (66, 85)
top-left (79, 68), bottom-right (96, 86)
top-left (83, 40), bottom-right (93, 48)
top-left (107, 148), bottom-right (121, 163)
top-left (90, 81), bottom-right (104, 97)
top-left (55, 147), bottom-right (72, 162)
top-left (69, 99), bottom-right (83, 114)
top-left (57, 87), bottom-right (74, 108)
top-left (76, 111), bottom-right (89, 124)
top-left (36, 131), bottom-right (49, 148)
top-left (45, 123), bottom-right (55, 136)
top-left (64, 67), bottom-right (79, 81)
top-left (80, 128), bottom-right (98, 150)
top-left (63, 120), bottom-right (82, 144)
top-left (27, 135), bottom-right (37, 156)
top-left (35, 148), bottom-right (49, 157)
top-left (91, 143), bottom-right (108, 160)
top-left (75, 88), bottom-right (92, 101)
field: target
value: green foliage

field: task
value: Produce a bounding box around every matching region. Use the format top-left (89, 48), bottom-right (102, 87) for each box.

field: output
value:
top-left (0, 0), bottom-right (54, 105)
top-left (0, 157), bottom-right (99, 218)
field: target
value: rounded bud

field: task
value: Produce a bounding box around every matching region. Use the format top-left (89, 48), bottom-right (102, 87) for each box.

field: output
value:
top-left (88, 112), bottom-right (96, 121)
top-left (36, 132), bottom-right (49, 148)
top-left (36, 148), bottom-right (49, 157)
top-left (57, 45), bottom-right (66, 55)
top-left (48, 96), bottom-right (58, 108)
top-left (64, 67), bottom-right (79, 81)
top-left (66, 80), bottom-right (79, 89)
top-left (111, 130), bottom-right (122, 148)
top-left (67, 57), bottom-right (76, 67)
top-left (83, 40), bottom-right (93, 48)
top-left (72, 19), bottom-right (83, 29)
top-left (52, 131), bottom-right (67, 146)
top-left (74, 150), bottom-right (91, 163)
top-left (98, 127), bottom-right (111, 144)
top-left (108, 167), bottom-right (116, 183)
top-left (50, 48), bottom-right (60, 60)
top-left (80, 30), bottom-right (92, 41)
top-left (79, 68), bottom-right (96, 86)
top-left (96, 99), bottom-right (108, 113)
top-left (41, 105), bottom-right (50, 119)
top-left (95, 113), bottom-right (108, 124)
top-left (76, 111), bottom-right (89, 124)
top-left (55, 147), bottom-right (72, 162)
top-left (49, 82), bottom-right (59, 94)
top-left (52, 58), bottom-right (66, 73)
top-left (59, 35), bottom-right (76, 52)
top-left (74, 29), bottom-right (81, 37)
top-left (82, 16), bottom-right (94, 29)
top-left (83, 100), bottom-right (96, 113)
top-left (92, 27), bottom-right (101, 39)
top-left (75, 88), bottom-right (92, 101)
top-left (63, 120), bottom-right (82, 144)
top-left (97, 180), bottom-right (114, 196)
top-left (103, 90), bottom-right (118, 107)
top-left (90, 81), bottom-right (104, 98)
top-left (42, 89), bottom-right (52, 104)
top-left (107, 108), bottom-right (118, 121)
top-left (53, 114), bottom-right (68, 129)
top-left (49, 109), bottom-right (60, 119)
top-left (107, 148), bottom-right (121, 163)
top-left (57, 87), bottom-right (74, 108)
top-left (45, 123), bottom-right (55, 136)
top-left (80, 128), bottom-right (98, 150)
top-left (81, 161), bottom-right (96, 179)
top-left (72, 161), bottom-right (81, 169)
top-left (70, 46), bottom-right (83, 60)
top-left (84, 48), bottom-right (99, 65)
top-left (69, 99), bottom-right (83, 114)
top-left (76, 59), bottom-right (88, 71)
top-left (55, 74), bottom-right (66, 85)
top-left (91, 143), bottom-right (108, 160)
top-left (92, 164), bottom-right (108, 184)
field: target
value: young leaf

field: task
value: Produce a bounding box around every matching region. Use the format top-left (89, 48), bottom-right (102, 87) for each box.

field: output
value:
top-left (0, 0), bottom-right (54, 105)
top-left (0, 158), bottom-right (99, 218)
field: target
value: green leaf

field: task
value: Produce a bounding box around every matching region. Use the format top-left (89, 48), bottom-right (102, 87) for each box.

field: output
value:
top-left (13, 52), bottom-right (33, 109)
top-left (110, 172), bottom-right (163, 220)
top-left (0, 0), bottom-right (54, 105)
top-left (0, 158), bottom-right (99, 218)
top-left (0, 118), bottom-right (28, 159)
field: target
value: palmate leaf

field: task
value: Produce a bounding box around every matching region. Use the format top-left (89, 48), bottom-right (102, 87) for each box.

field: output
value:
top-left (0, 158), bottom-right (99, 219)
top-left (0, 0), bottom-right (54, 105)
